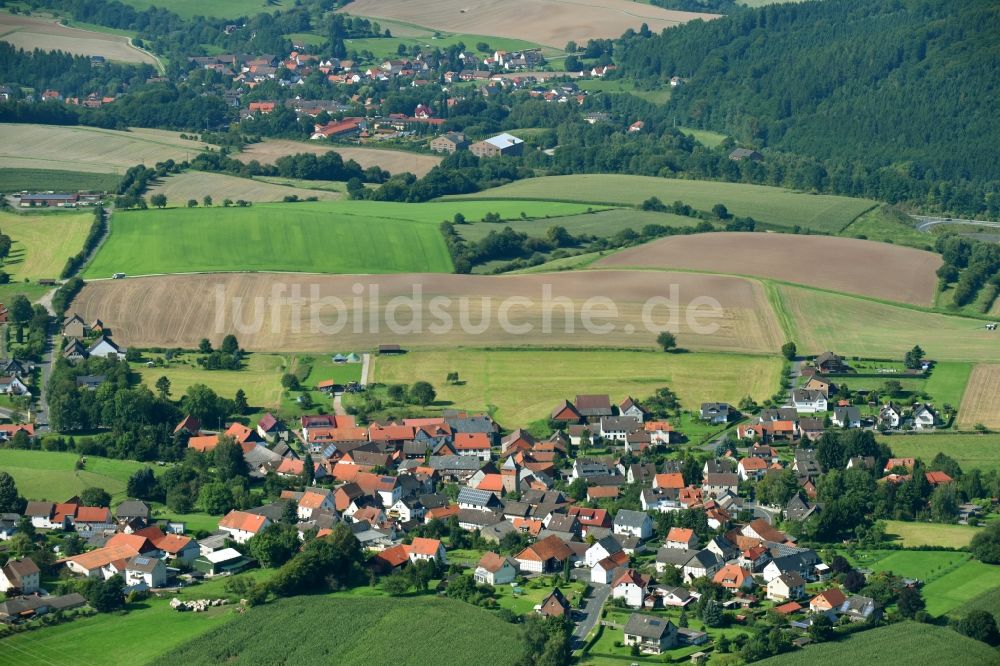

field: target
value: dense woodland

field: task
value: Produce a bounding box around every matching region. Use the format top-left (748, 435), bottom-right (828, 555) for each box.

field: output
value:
top-left (614, 0), bottom-right (1000, 217)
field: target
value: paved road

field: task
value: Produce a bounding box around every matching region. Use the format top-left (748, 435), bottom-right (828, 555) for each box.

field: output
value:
top-left (34, 323), bottom-right (56, 433)
top-left (572, 583), bottom-right (610, 646)
top-left (913, 215), bottom-right (1000, 233)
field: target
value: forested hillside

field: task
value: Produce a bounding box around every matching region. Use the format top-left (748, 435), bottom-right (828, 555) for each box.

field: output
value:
top-left (616, 0), bottom-right (1000, 216)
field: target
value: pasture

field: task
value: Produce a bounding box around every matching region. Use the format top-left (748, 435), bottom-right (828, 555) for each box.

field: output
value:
top-left (0, 449), bottom-right (145, 503)
top-left (757, 621), bottom-right (997, 665)
top-left (958, 364), bottom-right (1000, 429)
top-left (840, 204), bottom-right (934, 250)
top-left (0, 124), bottom-right (206, 175)
top-left (0, 12), bottom-right (157, 65)
top-left (153, 595), bottom-right (523, 666)
top-left (71, 270), bottom-right (784, 354)
top-left (339, 0), bottom-right (716, 47)
top-left (235, 139), bottom-right (442, 177)
top-left (84, 201), bottom-right (457, 277)
top-left (575, 78), bottom-right (672, 104)
top-left (879, 433), bottom-right (1000, 472)
top-left (457, 208), bottom-right (698, 243)
top-left (0, 168), bottom-right (120, 193)
top-left (371, 349), bottom-right (783, 426)
top-left (882, 520), bottom-right (982, 549)
top-left (450, 174), bottom-right (876, 232)
top-left (119, 0), bottom-right (272, 19)
top-left (597, 232), bottom-right (941, 306)
top-left (133, 353), bottom-right (288, 412)
top-left (676, 126), bottom-right (728, 147)
top-left (775, 284), bottom-right (1000, 362)
top-left (146, 172), bottom-right (340, 205)
top-left (344, 32), bottom-right (547, 61)
top-left (0, 210), bottom-right (92, 280)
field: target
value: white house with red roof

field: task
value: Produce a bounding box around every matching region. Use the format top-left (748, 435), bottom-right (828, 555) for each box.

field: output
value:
top-left (297, 489), bottom-right (335, 520)
top-left (665, 527), bottom-right (698, 551)
top-left (407, 537), bottom-right (446, 565)
top-left (612, 568), bottom-right (651, 608)
top-left (218, 510), bottom-right (270, 544)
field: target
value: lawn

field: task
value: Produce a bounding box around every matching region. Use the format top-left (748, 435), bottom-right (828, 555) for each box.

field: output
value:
top-left (84, 200), bottom-right (597, 277)
top-left (0, 168), bottom-right (120, 193)
top-left (878, 433), bottom-right (1000, 472)
top-left (133, 353), bottom-right (289, 413)
top-left (369, 349), bottom-right (783, 428)
top-left (0, 449), bottom-right (147, 504)
top-left (676, 126), bottom-right (728, 148)
top-left (757, 621), bottom-right (997, 665)
top-left (882, 520), bottom-right (982, 549)
top-left (831, 361), bottom-right (971, 411)
top-left (0, 597), bottom-right (235, 666)
top-left (949, 585), bottom-right (1000, 620)
top-left (344, 32), bottom-right (548, 61)
top-left (776, 283), bottom-right (999, 362)
top-left (492, 578), bottom-right (588, 615)
top-left (151, 595), bottom-right (524, 666)
top-left (448, 174), bottom-right (877, 233)
top-left (0, 209), bottom-right (93, 280)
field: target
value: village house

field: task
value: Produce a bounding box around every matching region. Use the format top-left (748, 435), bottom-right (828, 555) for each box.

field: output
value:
top-left (0, 558), bottom-right (40, 594)
top-left (700, 403), bottom-right (731, 424)
top-left (832, 405), bottom-right (862, 428)
top-left (218, 510), bottom-right (270, 544)
top-left (124, 555), bottom-right (167, 590)
top-left (515, 534), bottom-right (574, 573)
top-left (665, 527), bottom-right (698, 551)
top-left (623, 613), bottom-right (678, 654)
top-left (814, 351), bottom-right (849, 374)
top-left (470, 133), bottom-right (524, 158)
top-left (475, 552), bottom-right (518, 585)
top-left (430, 132), bottom-right (469, 153)
top-left (613, 510), bottom-right (653, 540)
top-left (767, 571), bottom-right (806, 601)
top-left (713, 564), bottom-right (754, 592)
top-left (612, 568), bottom-right (651, 608)
top-left (810, 587), bottom-right (847, 613)
top-left (790, 389), bottom-right (828, 413)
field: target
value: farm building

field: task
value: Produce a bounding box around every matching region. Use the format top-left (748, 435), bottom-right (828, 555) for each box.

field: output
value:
top-left (470, 133), bottom-right (524, 158)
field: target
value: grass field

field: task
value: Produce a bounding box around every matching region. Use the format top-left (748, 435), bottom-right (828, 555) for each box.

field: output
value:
top-left (345, 32), bottom-right (545, 61)
top-left (958, 364), bottom-right (1000, 429)
top-left (576, 78), bottom-right (671, 104)
top-left (449, 174), bottom-right (877, 232)
top-left (597, 232), bottom-right (941, 306)
top-left (456, 208), bottom-right (696, 244)
top-left (882, 520), bottom-right (982, 548)
top-left (236, 140), bottom-right (442, 177)
top-left (120, 0), bottom-right (272, 19)
top-left (0, 209), bottom-right (92, 280)
top-left (84, 199), bottom-right (609, 277)
top-left (878, 433), bottom-right (1000, 472)
top-left (0, 168), bottom-right (119, 193)
top-left (146, 172), bottom-right (341, 205)
top-left (134, 353), bottom-right (288, 412)
top-left (757, 621), bottom-right (997, 665)
top-left (776, 284), bottom-right (999, 362)
top-left (0, 449), bottom-right (146, 503)
top-left (0, 12), bottom-right (157, 65)
top-left (0, 596), bottom-right (234, 666)
top-left (370, 349), bottom-right (782, 426)
top-left (73, 270), bottom-right (784, 354)
top-left (949, 586), bottom-right (1000, 620)
top-left (153, 595), bottom-right (524, 666)
top-left (676, 126), bottom-right (728, 147)
top-left (840, 204), bottom-right (934, 250)
top-left (0, 124), bottom-right (206, 175)
top-left (340, 0), bottom-right (716, 47)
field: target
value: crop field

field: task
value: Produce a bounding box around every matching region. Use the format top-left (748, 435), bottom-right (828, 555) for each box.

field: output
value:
top-left (457, 209), bottom-right (698, 243)
top-left (344, 32), bottom-right (547, 61)
top-left (72, 269), bottom-right (783, 353)
top-left (0, 124), bottom-right (207, 174)
top-left (597, 232), bottom-right (941, 306)
top-left (133, 353), bottom-right (288, 411)
top-left (775, 284), bottom-right (999, 362)
top-left (0, 449), bottom-right (146, 503)
top-left (882, 520), bottom-right (982, 548)
top-left (340, 0), bottom-right (716, 47)
top-left (0, 596), bottom-right (234, 666)
top-left (0, 168), bottom-right (120, 193)
top-left (0, 210), bottom-right (92, 280)
top-left (154, 595), bottom-right (523, 666)
top-left (757, 621), bottom-right (997, 665)
top-left (450, 174), bottom-right (876, 232)
top-left (371, 349), bottom-right (782, 426)
top-left (236, 139), bottom-right (442, 177)
top-left (879, 433), bottom-right (1000, 472)
top-left (0, 12), bottom-right (157, 65)
top-left (146, 172), bottom-right (341, 205)
top-left (120, 0), bottom-right (273, 19)
top-left (958, 364), bottom-right (1000, 429)
top-left (950, 586), bottom-right (1000, 620)
top-left (84, 201), bottom-right (456, 277)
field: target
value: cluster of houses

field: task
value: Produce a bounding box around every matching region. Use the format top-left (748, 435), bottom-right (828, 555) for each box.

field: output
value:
top-left (61, 314), bottom-right (126, 363)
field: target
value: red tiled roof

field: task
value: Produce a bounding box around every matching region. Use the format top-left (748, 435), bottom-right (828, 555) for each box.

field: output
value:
top-left (408, 537), bottom-right (442, 557)
top-left (587, 486), bottom-right (619, 499)
top-left (299, 490), bottom-right (330, 510)
top-left (666, 527), bottom-right (695, 543)
top-left (455, 432), bottom-right (491, 450)
top-left (75, 506), bottom-right (111, 523)
top-left (188, 435), bottom-right (219, 452)
top-left (655, 472), bottom-right (685, 489)
top-left (219, 510), bottom-right (267, 534)
top-left (477, 474), bottom-right (505, 493)
top-left (773, 601), bottom-right (803, 615)
top-left (516, 535), bottom-right (572, 562)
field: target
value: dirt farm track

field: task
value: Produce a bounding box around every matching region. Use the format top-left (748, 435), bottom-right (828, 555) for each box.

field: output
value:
top-left (597, 232), bottom-right (943, 306)
top-left (72, 271), bottom-right (783, 354)
top-left (0, 13), bottom-right (159, 66)
top-left (339, 0), bottom-right (717, 47)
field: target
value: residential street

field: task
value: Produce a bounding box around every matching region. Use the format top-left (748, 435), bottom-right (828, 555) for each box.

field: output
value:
top-left (572, 583), bottom-right (610, 647)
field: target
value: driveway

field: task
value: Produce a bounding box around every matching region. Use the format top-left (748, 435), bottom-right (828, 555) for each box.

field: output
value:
top-left (360, 353), bottom-right (371, 386)
top-left (573, 583), bottom-right (610, 646)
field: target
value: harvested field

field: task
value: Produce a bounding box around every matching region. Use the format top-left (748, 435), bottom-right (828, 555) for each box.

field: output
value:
top-left (451, 174), bottom-right (876, 233)
top-left (958, 364), bottom-right (1000, 429)
top-left (0, 13), bottom-right (157, 65)
top-left (0, 124), bottom-right (206, 174)
top-left (777, 284), bottom-right (999, 362)
top-left (597, 232), bottom-right (941, 306)
top-left (236, 140), bottom-right (441, 177)
top-left (72, 271), bottom-right (783, 354)
top-left (341, 0), bottom-right (716, 47)
top-left (147, 172), bottom-right (340, 205)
